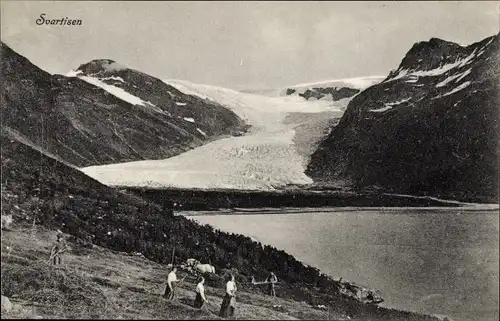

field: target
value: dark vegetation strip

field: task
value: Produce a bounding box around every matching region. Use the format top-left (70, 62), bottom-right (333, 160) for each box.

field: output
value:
top-left (125, 187), bottom-right (458, 211)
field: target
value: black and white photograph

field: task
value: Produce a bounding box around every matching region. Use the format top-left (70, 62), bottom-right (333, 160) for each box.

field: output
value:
top-left (1, 1), bottom-right (498, 320)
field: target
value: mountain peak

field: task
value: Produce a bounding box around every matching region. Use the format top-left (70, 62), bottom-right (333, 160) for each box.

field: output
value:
top-left (411, 37), bottom-right (462, 52)
top-left (76, 59), bottom-right (127, 75)
top-left (307, 33), bottom-right (499, 203)
top-left (428, 37), bottom-right (459, 46)
top-left (388, 37), bottom-right (471, 78)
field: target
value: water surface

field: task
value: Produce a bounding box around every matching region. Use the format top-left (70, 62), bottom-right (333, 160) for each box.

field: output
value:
top-left (189, 208), bottom-right (499, 321)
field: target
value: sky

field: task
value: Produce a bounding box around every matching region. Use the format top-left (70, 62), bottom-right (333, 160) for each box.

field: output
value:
top-left (1, 1), bottom-right (499, 90)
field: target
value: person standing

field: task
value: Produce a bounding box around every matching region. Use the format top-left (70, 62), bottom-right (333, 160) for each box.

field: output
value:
top-left (219, 274), bottom-right (237, 318)
top-left (193, 276), bottom-right (208, 308)
top-left (267, 272), bottom-right (278, 297)
top-left (164, 267), bottom-right (180, 300)
top-left (50, 232), bottom-right (66, 266)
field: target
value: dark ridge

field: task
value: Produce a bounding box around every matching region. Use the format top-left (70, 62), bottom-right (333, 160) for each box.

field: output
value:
top-left (1, 43), bottom-right (248, 167)
top-left (307, 33), bottom-right (500, 203)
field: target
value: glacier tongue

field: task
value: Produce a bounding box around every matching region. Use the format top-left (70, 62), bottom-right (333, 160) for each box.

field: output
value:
top-left (81, 79), bottom-right (348, 190)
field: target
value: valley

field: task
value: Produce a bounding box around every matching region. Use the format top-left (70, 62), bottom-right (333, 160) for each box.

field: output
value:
top-left (81, 80), bottom-right (348, 190)
top-left (1, 3), bottom-right (498, 320)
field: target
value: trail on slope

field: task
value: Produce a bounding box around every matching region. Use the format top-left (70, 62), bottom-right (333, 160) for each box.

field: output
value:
top-left (81, 80), bottom-right (347, 190)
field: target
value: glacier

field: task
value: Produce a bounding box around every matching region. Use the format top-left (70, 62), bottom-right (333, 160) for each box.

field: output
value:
top-left (81, 79), bottom-right (350, 190)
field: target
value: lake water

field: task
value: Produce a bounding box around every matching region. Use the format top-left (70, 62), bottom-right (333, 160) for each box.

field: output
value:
top-left (189, 208), bottom-right (499, 321)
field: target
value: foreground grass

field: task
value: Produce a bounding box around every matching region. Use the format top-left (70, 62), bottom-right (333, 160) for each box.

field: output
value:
top-left (1, 227), bottom-right (336, 320)
top-left (1, 226), bottom-right (442, 320)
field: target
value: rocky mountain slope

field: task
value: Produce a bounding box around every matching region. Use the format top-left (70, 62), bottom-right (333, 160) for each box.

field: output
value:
top-left (282, 76), bottom-right (385, 102)
top-left (1, 42), bottom-right (247, 167)
top-left (307, 34), bottom-right (500, 203)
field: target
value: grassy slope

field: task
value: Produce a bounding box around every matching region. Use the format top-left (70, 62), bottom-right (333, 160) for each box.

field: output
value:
top-left (1, 227), bottom-right (445, 321)
top-left (1, 227), bottom-right (334, 320)
top-left (1, 227), bottom-right (444, 321)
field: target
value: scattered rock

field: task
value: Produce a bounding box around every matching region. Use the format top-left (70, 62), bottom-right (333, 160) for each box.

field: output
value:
top-left (314, 304), bottom-right (328, 311)
top-left (1, 295), bottom-right (13, 313)
top-left (1, 214), bottom-right (13, 230)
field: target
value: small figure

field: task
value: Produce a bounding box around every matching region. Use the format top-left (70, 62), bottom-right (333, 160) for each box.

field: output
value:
top-left (164, 267), bottom-right (180, 300)
top-left (49, 232), bottom-right (66, 266)
top-left (219, 274), bottom-right (237, 318)
top-left (193, 276), bottom-right (208, 309)
top-left (251, 274), bottom-right (280, 296)
top-left (267, 272), bottom-right (278, 297)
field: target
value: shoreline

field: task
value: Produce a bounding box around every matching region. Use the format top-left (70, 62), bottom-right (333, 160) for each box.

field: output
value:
top-left (179, 205), bottom-right (499, 216)
top-left (126, 186), bottom-right (497, 211)
top-left (187, 208), bottom-right (499, 321)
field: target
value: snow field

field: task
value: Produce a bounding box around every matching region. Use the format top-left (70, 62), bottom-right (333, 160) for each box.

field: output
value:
top-left (82, 79), bottom-right (348, 190)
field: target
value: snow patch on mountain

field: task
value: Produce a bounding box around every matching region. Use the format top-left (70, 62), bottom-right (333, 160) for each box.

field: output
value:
top-left (436, 73), bottom-right (462, 88)
top-left (77, 75), bottom-right (146, 106)
top-left (369, 98), bottom-right (412, 113)
top-left (438, 81), bottom-right (472, 98)
top-left (387, 48), bottom-right (479, 82)
top-left (100, 76), bottom-right (126, 83)
top-left (435, 68), bottom-right (472, 88)
top-left (369, 106), bottom-right (393, 113)
top-left (66, 70), bottom-right (83, 77)
top-left (455, 68), bottom-right (472, 83)
top-left (67, 72), bottom-right (168, 115)
top-left (196, 128), bottom-right (207, 137)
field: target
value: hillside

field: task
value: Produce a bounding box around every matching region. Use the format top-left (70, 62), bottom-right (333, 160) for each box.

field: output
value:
top-left (0, 228), bottom-right (327, 320)
top-left (1, 129), bottom-right (441, 320)
top-left (1, 227), bottom-right (443, 321)
top-left (307, 34), bottom-right (500, 203)
top-left (1, 42), bottom-right (247, 167)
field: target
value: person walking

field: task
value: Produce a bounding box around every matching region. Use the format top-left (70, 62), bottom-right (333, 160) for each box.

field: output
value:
top-left (164, 267), bottom-right (180, 300)
top-left (193, 276), bottom-right (208, 309)
top-left (219, 274), bottom-right (237, 318)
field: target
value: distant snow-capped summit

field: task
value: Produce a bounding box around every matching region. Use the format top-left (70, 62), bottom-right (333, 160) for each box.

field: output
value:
top-left (75, 59), bottom-right (127, 74)
top-left (281, 76), bottom-right (385, 101)
top-left (289, 76), bottom-right (386, 90)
